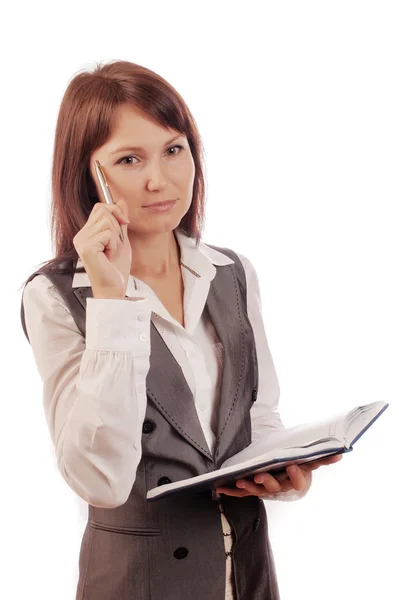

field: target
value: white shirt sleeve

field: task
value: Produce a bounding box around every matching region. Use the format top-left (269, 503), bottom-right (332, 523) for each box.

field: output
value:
top-left (236, 253), bottom-right (313, 502)
top-left (22, 274), bottom-right (152, 509)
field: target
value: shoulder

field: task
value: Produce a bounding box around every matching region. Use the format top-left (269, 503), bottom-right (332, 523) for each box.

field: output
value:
top-left (23, 272), bottom-right (52, 299)
top-left (23, 271), bottom-right (56, 295)
top-left (200, 241), bottom-right (256, 275)
top-left (206, 243), bottom-right (258, 284)
top-left (234, 251), bottom-right (255, 276)
top-left (232, 252), bottom-right (260, 294)
top-left (200, 242), bottom-right (262, 302)
top-left (22, 272), bottom-right (69, 314)
top-left (22, 271), bottom-right (82, 345)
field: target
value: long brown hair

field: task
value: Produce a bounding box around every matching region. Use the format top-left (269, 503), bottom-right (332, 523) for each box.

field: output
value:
top-left (20, 60), bottom-right (207, 288)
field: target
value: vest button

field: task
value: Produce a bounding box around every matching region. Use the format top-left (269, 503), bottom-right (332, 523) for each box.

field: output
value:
top-left (253, 517), bottom-right (261, 532)
top-left (142, 420), bottom-right (155, 434)
top-left (157, 476), bottom-right (172, 486)
top-left (252, 388), bottom-right (258, 402)
top-left (174, 547), bottom-right (189, 559)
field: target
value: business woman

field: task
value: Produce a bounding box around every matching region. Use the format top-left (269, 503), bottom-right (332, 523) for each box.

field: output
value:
top-left (20, 59), bottom-right (342, 600)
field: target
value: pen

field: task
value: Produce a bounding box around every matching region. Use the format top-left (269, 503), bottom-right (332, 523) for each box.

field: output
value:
top-left (94, 160), bottom-right (124, 243)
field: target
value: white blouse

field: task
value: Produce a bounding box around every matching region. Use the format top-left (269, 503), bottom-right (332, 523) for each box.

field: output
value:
top-left (22, 229), bottom-right (311, 598)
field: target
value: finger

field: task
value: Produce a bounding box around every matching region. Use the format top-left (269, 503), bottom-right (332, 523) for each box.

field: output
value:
top-left (87, 215), bottom-right (123, 248)
top-left (115, 198), bottom-right (130, 223)
top-left (88, 215), bottom-right (123, 246)
top-left (85, 227), bottom-right (118, 253)
top-left (216, 486), bottom-right (250, 497)
top-left (329, 453), bottom-right (343, 462)
top-left (111, 200), bottom-right (130, 225)
top-left (253, 473), bottom-right (282, 493)
top-left (120, 221), bottom-right (129, 244)
top-left (235, 479), bottom-right (265, 496)
top-left (110, 215), bottom-right (126, 244)
top-left (92, 202), bottom-right (130, 226)
top-left (238, 479), bottom-right (278, 496)
top-left (286, 465), bottom-right (308, 491)
top-left (108, 210), bottom-right (129, 244)
top-left (107, 206), bottom-right (130, 229)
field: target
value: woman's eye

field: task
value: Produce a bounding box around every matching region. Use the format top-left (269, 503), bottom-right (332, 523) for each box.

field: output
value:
top-left (167, 144), bottom-right (184, 156)
top-left (118, 156), bottom-right (136, 165)
top-left (117, 144), bottom-right (184, 166)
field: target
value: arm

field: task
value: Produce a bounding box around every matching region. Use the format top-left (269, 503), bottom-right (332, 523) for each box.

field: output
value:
top-left (22, 274), bottom-right (152, 508)
top-left (237, 253), bottom-right (312, 502)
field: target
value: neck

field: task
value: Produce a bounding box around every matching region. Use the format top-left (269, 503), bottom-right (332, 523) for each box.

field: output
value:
top-left (128, 229), bottom-right (181, 278)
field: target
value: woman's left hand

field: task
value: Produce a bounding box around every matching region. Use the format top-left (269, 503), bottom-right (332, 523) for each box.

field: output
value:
top-left (215, 453), bottom-right (343, 498)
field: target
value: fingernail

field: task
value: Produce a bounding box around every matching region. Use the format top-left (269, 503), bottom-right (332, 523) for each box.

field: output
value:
top-left (236, 481), bottom-right (246, 488)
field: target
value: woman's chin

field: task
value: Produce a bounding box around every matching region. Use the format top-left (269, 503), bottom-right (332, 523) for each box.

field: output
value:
top-left (131, 216), bottom-right (183, 235)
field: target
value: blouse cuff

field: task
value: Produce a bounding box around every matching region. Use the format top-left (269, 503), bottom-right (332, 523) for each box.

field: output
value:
top-left (85, 296), bottom-right (151, 353)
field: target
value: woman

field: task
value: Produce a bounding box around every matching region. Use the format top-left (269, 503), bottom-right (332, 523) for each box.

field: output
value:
top-left (20, 60), bottom-right (342, 600)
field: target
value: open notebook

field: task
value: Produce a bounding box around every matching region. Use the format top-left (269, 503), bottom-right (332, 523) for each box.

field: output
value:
top-left (146, 400), bottom-right (389, 501)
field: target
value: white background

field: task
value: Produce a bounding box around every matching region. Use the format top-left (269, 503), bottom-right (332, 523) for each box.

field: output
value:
top-left (3, 1), bottom-right (398, 598)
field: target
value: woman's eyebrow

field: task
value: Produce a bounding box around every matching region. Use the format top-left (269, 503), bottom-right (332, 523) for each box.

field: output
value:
top-left (109, 135), bottom-right (184, 156)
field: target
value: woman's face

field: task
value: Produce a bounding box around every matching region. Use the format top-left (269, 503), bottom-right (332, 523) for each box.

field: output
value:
top-left (88, 103), bottom-right (195, 234)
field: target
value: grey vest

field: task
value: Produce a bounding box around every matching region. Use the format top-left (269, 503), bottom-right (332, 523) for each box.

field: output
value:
top-left (21, 245), bottom-right (280, 600)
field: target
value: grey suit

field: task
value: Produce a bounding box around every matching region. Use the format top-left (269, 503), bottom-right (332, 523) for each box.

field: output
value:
top-left (21, 245), bottom-right (281, 600)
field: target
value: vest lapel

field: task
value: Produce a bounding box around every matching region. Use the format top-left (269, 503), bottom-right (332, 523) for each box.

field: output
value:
top-left (146, 323), bottom-right (214, 462)
top-left (205, 264), bottom-right (247, 466)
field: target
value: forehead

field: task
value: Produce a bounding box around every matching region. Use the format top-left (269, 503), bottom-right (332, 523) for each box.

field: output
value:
top-left (109, 104), bottom-right (177, 145)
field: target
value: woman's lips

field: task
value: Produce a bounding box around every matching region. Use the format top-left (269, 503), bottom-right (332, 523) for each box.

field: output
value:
top-left (143, 199), bottom-right (177, 212)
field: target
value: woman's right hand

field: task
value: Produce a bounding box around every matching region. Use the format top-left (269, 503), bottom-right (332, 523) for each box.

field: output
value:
top-left (73, 199), bottom-right (132, 299)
